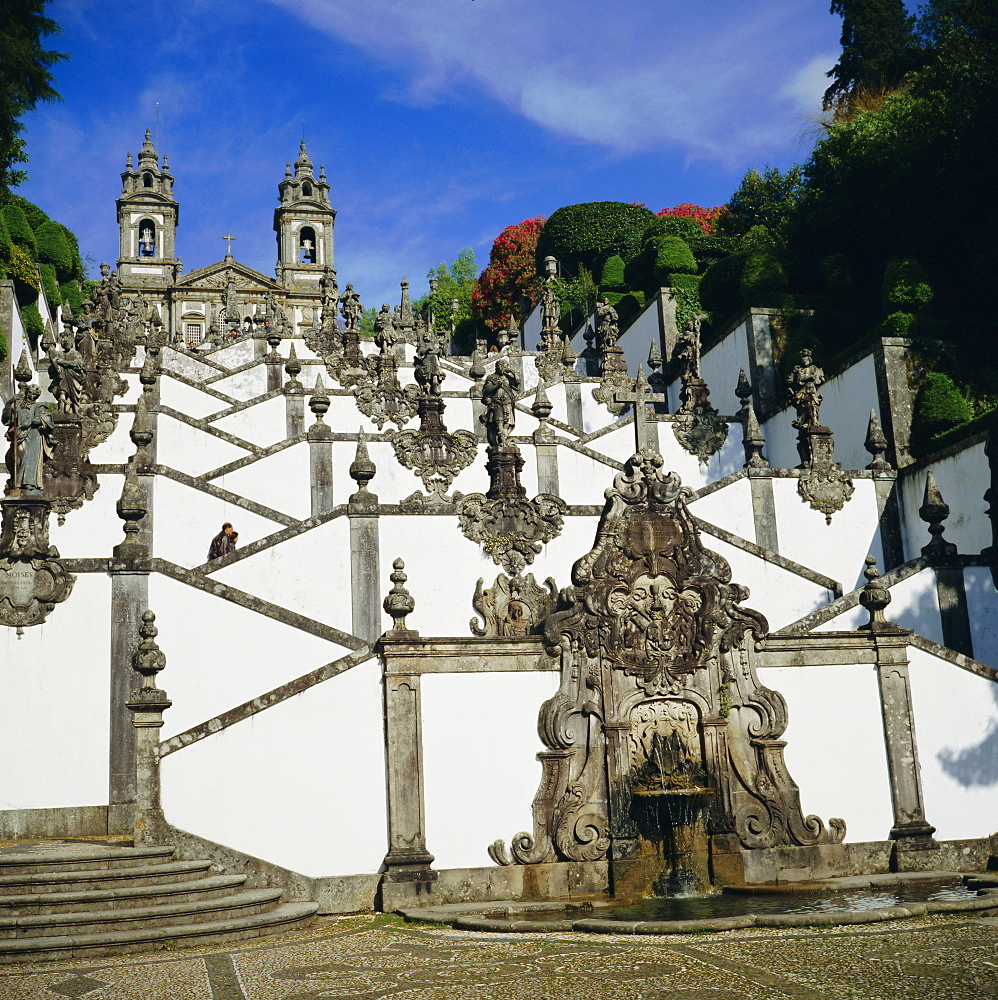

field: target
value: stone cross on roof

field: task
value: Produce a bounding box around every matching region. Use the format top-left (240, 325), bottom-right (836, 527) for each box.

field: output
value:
top-left (221, 233), bottom-right (237, 258)
top-left (614, 366), bottom-right (666, 455)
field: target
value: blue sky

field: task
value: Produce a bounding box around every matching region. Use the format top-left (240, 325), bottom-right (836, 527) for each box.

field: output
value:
top-left (18, 0), bottom-right (842, 306)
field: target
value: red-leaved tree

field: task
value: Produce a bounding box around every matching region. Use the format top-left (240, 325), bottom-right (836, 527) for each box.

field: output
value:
top-left (656, 203), bottom-right (724, 236)
top-left (472, 216), bottom-right (546, 333)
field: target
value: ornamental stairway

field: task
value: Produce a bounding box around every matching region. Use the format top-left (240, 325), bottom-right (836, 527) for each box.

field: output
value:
top-left (0, 840), bottom-right (317, 963)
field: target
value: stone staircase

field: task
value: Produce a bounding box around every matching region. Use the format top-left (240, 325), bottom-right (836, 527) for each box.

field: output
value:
top-left (0, 840), bottom-right (318, 962)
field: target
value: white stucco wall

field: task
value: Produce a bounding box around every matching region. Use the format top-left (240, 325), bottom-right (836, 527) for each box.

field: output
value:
top-left (689, 476), bottom-right (755, 543)
top-left (698, 321), bottom-right (750, 416)
top-left (0, 575), bottom-right (111, 810)
top-left (764, 663), bottom-right (893, 843)
top-left (156, 411), bottom-right (251, 478)
top-left (966, 568), bottom-right (998, 667)
top-left (618, 298), bottom-right (661, 378)
top-left (422, 671), bottom-right (560, 870)
top-left (160, 655), bottom-right (387, 876)
top-left (215, 443), bottom-right (312, 522)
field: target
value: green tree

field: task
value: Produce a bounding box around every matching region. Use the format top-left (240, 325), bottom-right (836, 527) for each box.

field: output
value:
top-left (823, 0), bottom-right (922, 112)
top-left (535, 202), bottom-right (655, 277)
top-left (0, 1), bottom-right (68, 200)
top-left (714, 166), bottom-right (805, 237)
top-left (422, 248), bottom-right (478, 337)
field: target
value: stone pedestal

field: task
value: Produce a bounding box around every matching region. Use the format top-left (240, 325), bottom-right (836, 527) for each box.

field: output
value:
top-left (127, 688), bottom-right (171, 845)
top-left (485, 445), bottom-right (526, 500)
top-left (307, 422), bottom-right (334, 516)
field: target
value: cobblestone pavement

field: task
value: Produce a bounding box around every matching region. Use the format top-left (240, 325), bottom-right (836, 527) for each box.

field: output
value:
top-left (1, 913), bottom-right (996, 1000)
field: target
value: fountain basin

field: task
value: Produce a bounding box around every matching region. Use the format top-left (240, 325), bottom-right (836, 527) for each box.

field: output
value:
top-left (398, 872), bottom-right (998, 934)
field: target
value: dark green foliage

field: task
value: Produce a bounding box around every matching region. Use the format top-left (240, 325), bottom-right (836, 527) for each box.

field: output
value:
top-left (35, 218), bottom-right (72, 277)
top-left (698, 254), bottom-right (744, 317)
top-left (2, 201), bottom-right (36, 254)
top-left (740, 248), bottom-right (787, 305)
top-left (910, 371), bottom-right (973, 454)
top-left (686, 235), bottom-right (739, 273)
top-left (669, 273), bottom-right (703, 331)
top-left (59, 278), bottom-right (80, 315)
top-left (654, 237), bottom-right (697, 280)
top-left (535, 202), bottom-right (656, 276)
top-left (879, 310), bottom-right (915, 337)
top-left (600, 254), bottom-right (627, 291)
top-left (607, 291), bottom-right (644, 327)
top-left (58, 223), bottom-right (84, 280)
top-left (421, 247), bottom-right (478, 336)
top-left (881, 257), bottom-right (933, 312)
top-left (0, 211), bottom-right (11, 270)
top-left (644, 214), bottom-right (702, 243)
top-left (714, 166), bottom-right (805, 236)
top-left (12, 194), bottom-right (48, 229)
top-left (39, 260), bottom-right (58, 309)
top-left (21, 300), bottom-right (43, 342)
top-left (824, 0), bottom-right (923, 110)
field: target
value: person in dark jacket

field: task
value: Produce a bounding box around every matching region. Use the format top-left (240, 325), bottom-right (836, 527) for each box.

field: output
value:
top-left (208, 522), bottom-right (236, 560)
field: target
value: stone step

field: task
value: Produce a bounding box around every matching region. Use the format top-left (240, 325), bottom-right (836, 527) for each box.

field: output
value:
top-left (0, 887), bottom-right (285, 938)
top-left (0, 860), bottom-right (213, 895)
top-left (0, 901), bottom-right (319, 963)
top-left (964, 875), bottom-right (998, 891)
top-left (0, 873), bottom-right (249, 915)
top-left (0, 844), bottom-right (176, 877)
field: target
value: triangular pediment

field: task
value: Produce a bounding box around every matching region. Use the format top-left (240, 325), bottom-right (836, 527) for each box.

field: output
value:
top-left (175, 259), bottom-right (279, 292)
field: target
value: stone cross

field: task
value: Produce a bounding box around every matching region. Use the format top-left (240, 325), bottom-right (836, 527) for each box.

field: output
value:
top-left (614, 366), bottom-right (666, 455)
top-left (221, 233), bottom-right (237, 256)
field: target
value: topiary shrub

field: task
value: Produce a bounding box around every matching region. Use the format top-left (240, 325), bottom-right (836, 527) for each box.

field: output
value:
top-left (59, 225), bottom-right (86, 281)
top-left (644, 214), bottom-right (703, 243)
top-left (612, 291), bottom-right (645, 327)
top-left (740, 248), bottom-right (787, 305)
top-left (35, 221), bottom-right (74, 279)
top-left (535, 202), bottom-right (656, 277)
top-left (59, 279), bottom-right (82, 316)
top-left (882, 258), bottom-right (933, 313)
top-left (39, 263), bottom-right (60, 311)
top-left (698, 253), bottom-right (744, 317)
top-left (600, 254), bottom-right (627, 291)
top-left (9, 245), bottom-right (41, 305)
top-left (0, 213), bottom-right (11, 274)
top-left (2, 203), bottom-right (37, 256)
top-left (879, 311), bottom-right (915, 337)
top-left (686, 235), bottom-right (739, 273)
top-left (654, 237), bottom-right (697, 282)
top-left (22, 301), bottom-right (44, 344)
top-left (12, 196), bottom-right (50, 231)
top-left (910, 372), bottom-right (973, 455)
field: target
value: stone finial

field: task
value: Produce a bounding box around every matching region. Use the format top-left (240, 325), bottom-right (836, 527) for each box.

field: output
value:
top-left (468, 348), bottom-right (486, 382)
top-left (132, 610), bottom-right (167, 690)
top-left (742, 400), bottom-right (768, 469)
top-left (114, 466), bottom-right (146, 555)
top-left (735, 368), bottom-right (753, 415)
top-left (561, 334), bottom-right (577, 369)
top-left (349, 427), bottom-right (376, 492)
top-left (543, 255), bottom-right (558, 279)
top-left (531, 381), bottom-right (553, 422)
top-left (309, 373), bottom-right (330, 420)
top-left (139, 346), bottom-right (160, 393)
top-left (383, 557), bottom-right (416, 634)
top-left (919, 470), bottom-right (957, 558)
top-left (129, 393), bottom-right (154, 467)
top-left (284, 343), bottom-right (303, 391)
top-left (864, 410), bottom-right (891, 470)
top-left (267, 325), bottom-right (282, 353)
top-left (14, 350), bottom-right (32, 384)
top-left (858, 555), bottom-right (895, 631)
top-left (648, 341), bottom-right (663, 371)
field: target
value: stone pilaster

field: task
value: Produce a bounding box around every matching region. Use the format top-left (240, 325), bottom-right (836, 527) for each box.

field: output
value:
top-left (563, 374), bottom-right (584, 432)
top-left (747, 470), bottom-right (779, 552)
top-left (603, 720), bottom-right (637, 861)
top-left (348, 433), bottom-right (381, 643)
top-left (873, 337), bottom-right (915, 468)
top-left (873, 473), bottom-right (905, 570)
top-left (307, 375), bottom-right (333, 516)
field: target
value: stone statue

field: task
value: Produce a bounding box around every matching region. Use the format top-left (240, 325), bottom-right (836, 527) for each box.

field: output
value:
top-left (676, 315), bottom-right (702, 382)
top-left (225, 274), bottom-right (239, 326)
top-left (540, 282), bottom-right (561, 333)
top-left (339, 284), bottom-right (362, 331)
top-left (414, 320), bottom-right (444, 397)
top-left (596, 296), bottom-right (619, 349)
top-left (374, 304), bottom-right (396, 351)
top-left (480, 358), bottom-right (519, 450)
top-left (3, 385), bottom-right (55, 492)
top-left (788, 349), bottom-right (825, 430)
top-left (320, 268), bottom-right (338, 307)
top-left (48, 336), bottom-right (87, 413)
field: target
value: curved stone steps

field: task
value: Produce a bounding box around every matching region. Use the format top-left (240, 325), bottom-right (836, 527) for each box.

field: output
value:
top-left (0, 873), bottom-right (250, 915)
top-left (0, 901), bottom-right (319, 963)
top-left (0, 844), bottom-right (175, 876)
top-left (0, 859), bottom-right (214, 895)
top-left (0, 887), bottom-right (285, 938)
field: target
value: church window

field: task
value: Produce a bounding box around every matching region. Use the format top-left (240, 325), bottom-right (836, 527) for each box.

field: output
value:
top-left (184, 322), bottom-right (203, 346)
top-left (143, 172), bottom-right (154, 188)
top-left (138, 219), bottom-right (157, 257)
top-left (299, 226), bottom-right (317, 263)
top-left (302, 182), bottom-right (312, 198)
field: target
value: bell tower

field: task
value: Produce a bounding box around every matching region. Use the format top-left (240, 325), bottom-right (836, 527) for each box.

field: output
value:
top-left (273, 141), bottom-right (336, 290)
top-left (116, 129), bottom-right (179, 286)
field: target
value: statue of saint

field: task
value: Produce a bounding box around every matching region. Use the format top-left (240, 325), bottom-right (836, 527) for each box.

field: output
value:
top-left (596, 296), bottom-right (619, 349)
top-left (787, 349), bottom-right (825, 430)
top-left (3, 385), bottom-right (55, 492)
top-left (675, 315), bottom-right (702, 382)
top-left (339, 284), bottom-right (362, 331)
top-left (374, 304), bottom-right (396, 352)
top-left (480, 358), bottom-right (520, 450)
top-left (414, 319), bottom-right (444, 396)
top-left (48, 336), bottom-right (87, 413)
top-left (540, 281), bottom-right (561, 333)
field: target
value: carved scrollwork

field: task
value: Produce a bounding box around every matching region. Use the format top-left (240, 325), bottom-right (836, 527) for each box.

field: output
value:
top-left (470, 572), bottom-right (558, 637)
top-left (391, 425), bottom-right (477, 497)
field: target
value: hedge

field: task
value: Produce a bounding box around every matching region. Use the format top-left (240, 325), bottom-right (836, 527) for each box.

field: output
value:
top-left (698, 253), bottom-right (744, 315)
top-left (60, 279), bottom-right (82, 316)
top-left (654, 237), bottom-right (697, 280)
top-left (535, 202), bottom-right (656, 276)
top-left (40, 263), bottom-right (61, 311)
top-left (600, 254), bottom-right (627, 291)
top-left (740, 248), bottom-right (787, 305)
top-left (910, 372), bottom-right (973, 455)
top-left (0, 213), bottom-right (11, 271)
top-left (13, 195), bottom-right (50, 231)
top-left (22, 302), bottom-right (44, 343)
top-left (2, 203), bottom-right (37, 255)
top-left (36, 221), bottom-right (74, 279)
top-left (644, 214), bottom-right (703, 243)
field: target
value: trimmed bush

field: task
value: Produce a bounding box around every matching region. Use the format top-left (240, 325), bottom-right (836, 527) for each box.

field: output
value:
top-left (910, 372), bottom-right (973, 455)
top-left (59, 225), bottom-right (85, 281)
top-left (0, 213), bottom-right (11, 272)
top-left (820, 253), bottom-right (855, 295)
top-left (644, 214), bottom-right (702, 243)
top-left (740, 248), bottom-right (787, 305)
top-left (880, 311), bottom-right (915, 337)
top-left (600, 254), bottom-right (627, 291)
top-left (535, 202), bottom-right (656, 276)
top-left (698, 253), bottom-right (744, 316)
top-left (36, 221), bottom-right (74, 279)
top-left (40, 263), bottom-right (60, 311)
top-left (654, 237), bottom-right (697, 282)
top-left (13, 196), bottom-right (50, 231)
top-left (9, 245), bottom-right (40, 305)
top-left (669, 272), bottom-right (702, 296)
top-left (2, 203), bottom-right (37, 256)
top-left (22, 302), bottom-right (44, 343)
top-left (613, 291), bottom-right (645, 327)
top-left (686, 235), bottom-right (738, 273)
top-left (882, 258), bottom-right (933, 312)
top-left (60, 280), bottom-right (82, 316)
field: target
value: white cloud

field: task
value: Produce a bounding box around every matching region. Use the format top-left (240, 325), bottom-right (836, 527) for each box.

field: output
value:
top-left (267, 0), bottom-right (839, 163)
